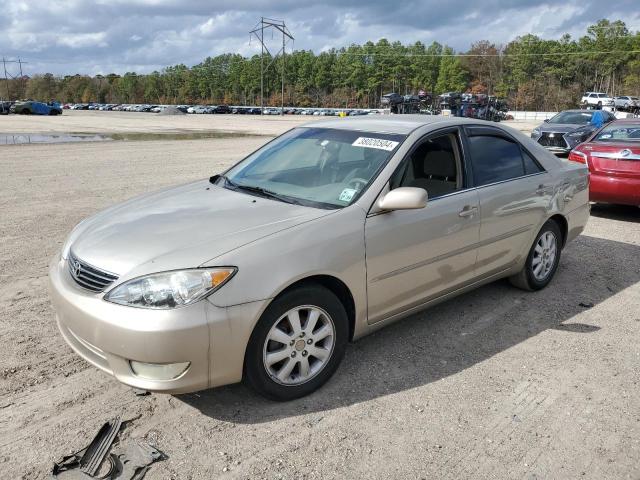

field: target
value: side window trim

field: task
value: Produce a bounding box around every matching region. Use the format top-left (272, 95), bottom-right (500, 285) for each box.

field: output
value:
top-left (520, 146), bottom-right (545, 174)
top-left (463, 125), bottom-right (547, 187)
top-left (390, 126), bottom-right (471, 196)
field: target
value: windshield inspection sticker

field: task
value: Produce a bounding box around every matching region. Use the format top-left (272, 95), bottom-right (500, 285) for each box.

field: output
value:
top-left (339, 188), bottom-right (357, 202)
top-left (352, 137), bottom-right (399, 151)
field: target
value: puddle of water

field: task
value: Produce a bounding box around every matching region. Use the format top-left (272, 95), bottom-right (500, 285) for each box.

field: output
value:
top-left (108, 131), bottom-right (260, 141)
top-left (0, 130), bottom-right (264, 145)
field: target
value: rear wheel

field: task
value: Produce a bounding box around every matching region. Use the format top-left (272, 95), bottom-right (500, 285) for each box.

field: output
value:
top-left (509, 220), bottom-right (562, 291)
top-left (244, 285), bottom-right (348, 401)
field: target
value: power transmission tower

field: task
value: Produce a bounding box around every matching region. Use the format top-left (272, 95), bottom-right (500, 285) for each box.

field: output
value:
top-left (249, 17), bottom-right (294, 115)
top-left (2, 57), bottom-right (27, 101)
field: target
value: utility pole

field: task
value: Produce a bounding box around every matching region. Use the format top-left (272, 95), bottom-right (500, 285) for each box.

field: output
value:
top-left (261, 18), bottom-right (264, 113)
top-left (250, 18), bottom-right (294, 115)
top-left (1, 57), bottom-right (28, 101)
top-left (281, 27), bottom-right (285, 114)
top-left (2, 57), bottom-right (9, 100)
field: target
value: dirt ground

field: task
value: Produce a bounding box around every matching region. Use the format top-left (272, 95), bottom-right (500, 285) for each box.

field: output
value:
top-left (0, 111), bottom-right (638, 479)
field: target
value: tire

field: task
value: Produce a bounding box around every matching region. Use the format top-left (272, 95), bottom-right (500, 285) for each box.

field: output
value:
top-left (509, 220), bottom-right (562, 291)
top-left (244, 284), bottom-right (348, 401)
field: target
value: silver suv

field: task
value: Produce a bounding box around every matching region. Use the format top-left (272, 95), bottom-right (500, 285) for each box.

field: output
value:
top-left (581, 92), bottom-right (614, 108)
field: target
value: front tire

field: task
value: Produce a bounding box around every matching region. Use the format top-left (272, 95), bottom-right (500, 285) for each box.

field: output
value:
top-left (509, 220), bottom-right (562, 291)
top-left (244, 285), bottom-right (348, 401)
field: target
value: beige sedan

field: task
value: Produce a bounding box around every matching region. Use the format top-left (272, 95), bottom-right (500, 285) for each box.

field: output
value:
top-left (49, 116), bottom-right (590, 400)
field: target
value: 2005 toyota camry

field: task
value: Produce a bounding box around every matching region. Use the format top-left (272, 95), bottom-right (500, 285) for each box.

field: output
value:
top-left (49, 116), bottom-right (589, 400)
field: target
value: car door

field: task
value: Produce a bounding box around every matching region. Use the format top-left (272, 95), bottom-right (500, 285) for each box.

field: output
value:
top-left (462, 126), bottom-right (551, 279)
top-left (364, 127), bottom-right (481, 324)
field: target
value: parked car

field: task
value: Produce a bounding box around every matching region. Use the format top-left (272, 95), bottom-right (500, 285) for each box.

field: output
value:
top-left (213, 105), bottom-right (231, 114)
top-left (569, 119), bottom-right (640, 206)
top-left (12, 100), bottom-right (62, 115)
top-left (50, 116), bottom-right (589, 400)
top-left (531, 109), bottom-right (616, 154)
top-left (580, 92), bottom-right (614, 109)
top-left (0, 101), bottom-right (12, 114)
top-left (613, 96), bottom-right (639, 110)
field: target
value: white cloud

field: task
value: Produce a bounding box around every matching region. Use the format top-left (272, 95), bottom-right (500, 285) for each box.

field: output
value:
top-left (0, 0), bottom-right (637, 75)
top-left (56, 32), bottom-right (109, 49)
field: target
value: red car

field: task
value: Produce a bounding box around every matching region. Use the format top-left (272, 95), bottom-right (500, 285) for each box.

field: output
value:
top-left (569, 119), bottom-right (640, 206)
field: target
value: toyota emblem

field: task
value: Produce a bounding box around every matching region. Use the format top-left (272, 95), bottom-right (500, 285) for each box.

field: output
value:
top-left (73, 260), bottom-right (82, 277)
top-left (620, 149), bottom-right (631, 158)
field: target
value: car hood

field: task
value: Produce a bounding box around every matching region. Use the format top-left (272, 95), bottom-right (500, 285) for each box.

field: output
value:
top-left (70, 180), bottom-right (335, 278)
top-left (537, 123), bottom-right (587, 134)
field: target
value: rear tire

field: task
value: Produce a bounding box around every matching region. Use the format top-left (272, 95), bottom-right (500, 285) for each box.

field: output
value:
top-left (509, 220), bottom-right (562, 291)
top-left (244, 284), bottom-right (348, 401)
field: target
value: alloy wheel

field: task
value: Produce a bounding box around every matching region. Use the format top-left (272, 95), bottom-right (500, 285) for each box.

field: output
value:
top-left (532, 231), bottom-right (557, 281)
top-left (262, 305), bottom-right (335, 386)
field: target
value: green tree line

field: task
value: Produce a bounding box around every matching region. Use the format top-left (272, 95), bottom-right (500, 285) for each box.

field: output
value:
top-left (3, 19), bottom-right (639, 111)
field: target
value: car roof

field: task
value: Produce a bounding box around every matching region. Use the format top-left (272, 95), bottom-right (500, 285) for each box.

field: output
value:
top-left (302, 114), bottom-right (486, 135)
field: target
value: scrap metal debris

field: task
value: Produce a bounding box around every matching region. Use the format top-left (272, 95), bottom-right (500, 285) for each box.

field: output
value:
top-left (50, 416), bottom-right (164, 479)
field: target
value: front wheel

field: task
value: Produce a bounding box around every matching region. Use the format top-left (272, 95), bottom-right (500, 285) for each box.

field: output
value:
top-left (509, 220), bottom-right (562, 291)
top-left (244, 285), bottom-right (348, 401)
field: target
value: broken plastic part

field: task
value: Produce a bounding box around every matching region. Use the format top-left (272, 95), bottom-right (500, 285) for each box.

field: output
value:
top-left (50, 416), bottom-right (165, 479)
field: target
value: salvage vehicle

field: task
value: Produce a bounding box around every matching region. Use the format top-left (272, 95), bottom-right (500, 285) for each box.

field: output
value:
top-left (12, 100), bottom-right (62, 115)
top-left (569, 119), bottom-right (640, 206)
top-left (580, 92), bottom-right (614, 109)
top-left (531, 109), bottom-right (616, 154)
top-left (0, 101), bottom-right (12, 115)
top-left (49, 116), bottom-right (589, 401)
top-left (613, 96), bottom-right (639, 110)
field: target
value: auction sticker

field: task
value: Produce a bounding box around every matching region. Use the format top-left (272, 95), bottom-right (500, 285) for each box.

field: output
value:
top-left (352, 137), bottom-right (399, 151)
top-left (338, 188), bottom-right (357, 202)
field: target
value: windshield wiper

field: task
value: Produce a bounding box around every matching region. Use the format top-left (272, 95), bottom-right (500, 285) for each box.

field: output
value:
top-left (218, 176), bottom-right (301, 205)
top-left (235, 184), bottom-right (302, 205)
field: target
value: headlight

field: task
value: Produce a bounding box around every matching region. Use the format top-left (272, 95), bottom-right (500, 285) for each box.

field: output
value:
top-left (104, 268), bottom-right (236, 309)
top-left (531, 128), bottom-right (541, 137)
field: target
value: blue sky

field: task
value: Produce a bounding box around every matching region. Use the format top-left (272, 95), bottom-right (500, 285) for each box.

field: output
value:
top-left (1, 0), bottom-right (638, 75)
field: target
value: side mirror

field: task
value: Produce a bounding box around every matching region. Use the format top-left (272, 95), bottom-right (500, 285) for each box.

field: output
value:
top-left (543, 119), bottom-right (549, 123)
top-left (378, 187), bottom-right (428, 211)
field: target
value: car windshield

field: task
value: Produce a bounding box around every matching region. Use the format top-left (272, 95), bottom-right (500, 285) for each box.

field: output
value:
top-left (593, 123), bottom-right (640, 142)
top-left (548, 111), bottom-right (593, 124)
top-left (221, 127), bottom-right (405, 209)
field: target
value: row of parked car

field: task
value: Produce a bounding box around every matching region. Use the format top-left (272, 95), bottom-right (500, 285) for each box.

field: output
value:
top-left (0, 100), bottom-right (63, 115)
top-left (62, 103), bottom-right (384, 116)
top-left (531, 108), bottom-right (639, 207)
top-left (580, 92), bottom-right (640, 111)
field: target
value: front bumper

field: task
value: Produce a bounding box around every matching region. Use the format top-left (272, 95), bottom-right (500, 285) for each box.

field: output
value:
top-left (533, 133), bottom-right (571, 154)
top-left (590, 173), bottom-right (640, 206)
top-left (543, 145), bottom-right (571, 155)
top-left (48, 254), bottom-right (268, 393)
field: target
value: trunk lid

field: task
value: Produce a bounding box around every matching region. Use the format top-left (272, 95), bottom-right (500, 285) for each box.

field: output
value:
top-left (582, 143), bottom-right (640, 177)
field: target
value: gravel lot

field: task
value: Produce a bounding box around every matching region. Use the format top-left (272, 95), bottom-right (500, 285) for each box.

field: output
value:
top-left (0, 111), bottom-right (638, 479)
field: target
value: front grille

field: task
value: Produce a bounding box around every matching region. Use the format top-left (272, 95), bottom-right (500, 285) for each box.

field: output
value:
top-left (538, 132), bottom-right (568, 149)
top-left (68, 251), bottom-right (119, 292)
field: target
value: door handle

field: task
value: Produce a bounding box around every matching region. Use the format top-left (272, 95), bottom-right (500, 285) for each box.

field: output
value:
top-left (458, 205), bottom-right (478, 218)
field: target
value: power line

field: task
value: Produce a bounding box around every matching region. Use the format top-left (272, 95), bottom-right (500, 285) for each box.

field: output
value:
top-left (249, 17), bottom-right (293, 114)
top-left (334, 49), bottom-right (640, 58)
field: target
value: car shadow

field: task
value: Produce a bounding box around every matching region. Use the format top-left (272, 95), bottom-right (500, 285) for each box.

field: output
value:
top-left (178, 234), bottom-right (639, 423)
top-left (590, 203), bottom-right (639, 223)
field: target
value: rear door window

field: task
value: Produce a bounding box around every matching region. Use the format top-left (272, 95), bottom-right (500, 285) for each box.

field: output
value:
top-left (523, 150), bottom-right (543, 174)
top-left (467, 135), bottom-right (525, 186)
